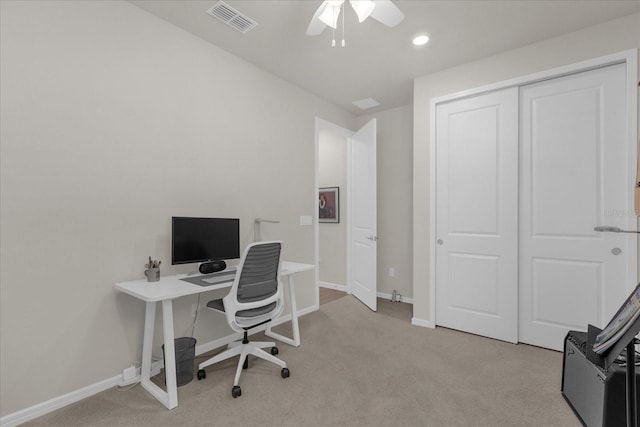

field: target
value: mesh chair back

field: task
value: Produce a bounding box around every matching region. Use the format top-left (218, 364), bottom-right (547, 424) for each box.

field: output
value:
top-left (236, 242), bottom-right (281, 303)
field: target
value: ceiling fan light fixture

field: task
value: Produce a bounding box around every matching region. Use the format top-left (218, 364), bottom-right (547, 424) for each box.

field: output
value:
top-left (319, 1), bottom-right (344, 29)
top-left (350, 0), bottom-right (376, 23)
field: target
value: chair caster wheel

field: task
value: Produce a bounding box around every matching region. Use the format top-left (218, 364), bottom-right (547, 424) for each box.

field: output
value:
top-left (197, 369), bottom-right (206, 380)
top-left (243, 357), bottom-right (249, 370)
top-left (281, 367), bottom-right (290, 378)
top-left (231, 385), bottom-right (242, 398)
top-left (271, 346), bottom-right (279, 355)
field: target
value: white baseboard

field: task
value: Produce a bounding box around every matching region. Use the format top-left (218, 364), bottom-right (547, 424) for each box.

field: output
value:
top-left (0, 373), bottom-right (117, 427)
top-left (319, 281), bottom-right (347, 292)
top-left (377, 291), bottom-right (413, 304)
top-left (0, 360), bottom-right (164, 427)
top-left (319, 282), bottom-right (413, 305)
top-left (411, 317), bottom-right (435, 328)
top-left (0, 304), bottom-right (319, 427)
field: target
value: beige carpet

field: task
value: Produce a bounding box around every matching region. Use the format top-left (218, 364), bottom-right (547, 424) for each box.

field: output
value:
top-left (319, 287), bottom-right (347, 305)
top-left (24, 296), bottom-right (580, 426)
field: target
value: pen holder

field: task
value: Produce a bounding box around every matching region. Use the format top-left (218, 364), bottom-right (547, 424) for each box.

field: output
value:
top-left (145, 268), bottom-right (160, 282)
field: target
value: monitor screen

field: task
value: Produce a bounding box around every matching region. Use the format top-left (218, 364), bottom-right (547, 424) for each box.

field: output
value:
top-left (171, 217), bottom-right (240, 265)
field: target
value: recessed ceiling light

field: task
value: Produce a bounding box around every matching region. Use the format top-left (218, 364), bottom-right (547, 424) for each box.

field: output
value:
top-left (412, 34), bottom-right (430, 46)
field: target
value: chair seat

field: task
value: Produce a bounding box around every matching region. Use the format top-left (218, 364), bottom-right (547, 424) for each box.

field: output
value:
top-left (207, 299), bottom-right (277, 318)
top-left (206, 299), bottom-right (225, 312)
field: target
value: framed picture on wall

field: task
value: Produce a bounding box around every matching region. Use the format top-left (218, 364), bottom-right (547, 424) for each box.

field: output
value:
top-left (319, 187), bottom-right (339, 223)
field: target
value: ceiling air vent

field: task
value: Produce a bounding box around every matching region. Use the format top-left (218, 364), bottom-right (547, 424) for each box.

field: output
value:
top-left (206, 1), bottom-right (258, 34)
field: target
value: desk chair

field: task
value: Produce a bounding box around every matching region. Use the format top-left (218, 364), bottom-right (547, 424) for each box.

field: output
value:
top-left (196, 241), bottom-right (290, 398)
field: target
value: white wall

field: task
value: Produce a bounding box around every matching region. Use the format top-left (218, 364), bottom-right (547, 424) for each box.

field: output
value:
top-left (0, 0), bottom-right (355, 416)
top-left (318, 128), bottom-right (348, 287)
top-left (357, 105), bottom-right (413, 299)
top-left (412, 13), bottom-right (640, 322)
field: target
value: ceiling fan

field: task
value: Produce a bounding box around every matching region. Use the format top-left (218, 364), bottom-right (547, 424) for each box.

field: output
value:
top-left (306, 0), bottom-right (405, 38)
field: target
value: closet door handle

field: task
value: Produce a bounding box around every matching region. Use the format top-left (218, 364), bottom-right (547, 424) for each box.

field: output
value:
top-left (594, 226), bottom-right (640, 234)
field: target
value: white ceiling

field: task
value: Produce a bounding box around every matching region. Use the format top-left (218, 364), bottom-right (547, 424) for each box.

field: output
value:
top-left (130, 0), bottom-right (639, 115)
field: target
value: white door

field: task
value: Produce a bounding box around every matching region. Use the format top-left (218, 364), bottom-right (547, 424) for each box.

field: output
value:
top-left (349, 119), bottom-right (377, 311)
top-left (519, 63), bottom-right (637, 351)
top-left (435, 88), bottom-right (519, 342)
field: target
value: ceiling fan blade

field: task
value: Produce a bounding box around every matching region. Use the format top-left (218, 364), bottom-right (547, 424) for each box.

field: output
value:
top-left (369, 0), bottom-right (405, 27)
top-left (349, 0), bottom-right (376, 23)
top-left (306, 1), bottom-right (330, 35)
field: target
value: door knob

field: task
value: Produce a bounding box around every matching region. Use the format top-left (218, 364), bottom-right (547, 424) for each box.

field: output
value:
top-left (366, 235), bottom-right (378, 242)
top-left (437, 239), bottom-right (443, 245)
top-left (611, 248), bottom-right (622, 255)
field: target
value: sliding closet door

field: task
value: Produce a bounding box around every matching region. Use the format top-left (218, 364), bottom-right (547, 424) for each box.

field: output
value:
top-left (435, 88), bottom-right (518, 343)
top-left (519, 63), bottom-right (636, 351)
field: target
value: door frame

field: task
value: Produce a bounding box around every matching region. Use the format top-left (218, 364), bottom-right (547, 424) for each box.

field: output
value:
top-left (428, 49), bottom-right (638, 328)
top-left (314, 118), bottom-right (354, 304)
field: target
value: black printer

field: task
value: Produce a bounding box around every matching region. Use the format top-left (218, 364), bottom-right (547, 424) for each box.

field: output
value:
top-left (562, 330), bottom-right (640, 427)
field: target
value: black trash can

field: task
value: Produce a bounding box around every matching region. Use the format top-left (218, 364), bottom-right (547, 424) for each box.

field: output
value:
top-left (162, 337), bottom-right (197, 387)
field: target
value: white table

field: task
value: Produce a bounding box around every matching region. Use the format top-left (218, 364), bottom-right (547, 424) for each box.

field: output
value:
top-left (115, 261), bottom-right (314, 409)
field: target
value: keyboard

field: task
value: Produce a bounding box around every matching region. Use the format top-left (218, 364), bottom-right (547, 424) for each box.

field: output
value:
top-left (201, 273), bottom-right (235, 284)
top-left (179, 267), bottom-right (237, 286)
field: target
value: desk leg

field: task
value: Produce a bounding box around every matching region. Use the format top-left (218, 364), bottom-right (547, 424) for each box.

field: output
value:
top-left (139, 300), bottom-right (178, 410)
top-left (162, 299), bottom-right (178, 409)
top-left (140, 302), bottom-right (156, 385)
top-left (266, 275), bottom-right (301, 347)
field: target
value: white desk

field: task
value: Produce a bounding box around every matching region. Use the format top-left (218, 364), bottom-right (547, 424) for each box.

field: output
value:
top-left (115, 261), bottom-right (314, 409)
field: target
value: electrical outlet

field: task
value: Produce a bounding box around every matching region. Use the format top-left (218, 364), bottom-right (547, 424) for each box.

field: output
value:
top-left (389, 267), bottom-right (395, 277)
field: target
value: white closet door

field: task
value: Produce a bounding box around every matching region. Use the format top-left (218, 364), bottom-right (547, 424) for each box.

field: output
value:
top-left (435, 88), bottom-right (519, 343)
top-left (519, 63), bottom-right (636, 351)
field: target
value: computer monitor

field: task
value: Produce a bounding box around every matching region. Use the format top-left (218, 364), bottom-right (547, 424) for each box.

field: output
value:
top-left (171, 217), bottom-right (240, 265)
